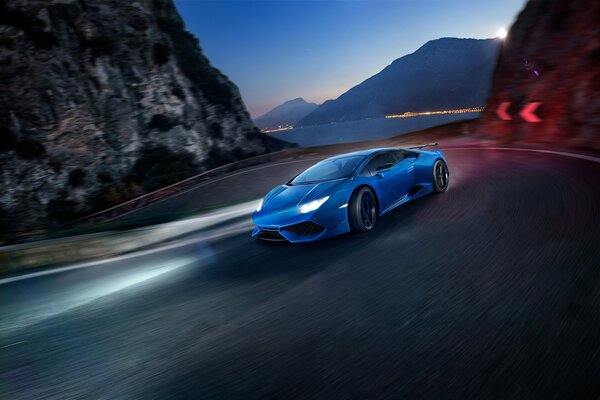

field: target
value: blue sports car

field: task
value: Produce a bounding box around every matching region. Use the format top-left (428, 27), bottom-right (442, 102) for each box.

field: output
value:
top-left (252, 144), bottom-right (449, 242)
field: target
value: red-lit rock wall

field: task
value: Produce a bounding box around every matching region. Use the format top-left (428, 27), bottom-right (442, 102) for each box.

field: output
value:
top-left (478, 0), bottom-right (600, 150)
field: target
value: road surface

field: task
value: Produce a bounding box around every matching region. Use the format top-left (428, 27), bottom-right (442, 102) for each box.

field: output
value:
top-left (1, 147), bottom-right (599, 399)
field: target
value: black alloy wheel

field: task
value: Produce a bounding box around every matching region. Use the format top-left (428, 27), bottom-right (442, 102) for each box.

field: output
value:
top-left (433, 160), bottom-right (449, 193)
top-left (349, 187), bottom-right (378, 232)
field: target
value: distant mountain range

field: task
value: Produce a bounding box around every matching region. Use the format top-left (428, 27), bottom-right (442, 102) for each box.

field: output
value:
top-left (299, 38), bottom-right (500, 126)
top-left (254, 98), bottom-right (318, 130)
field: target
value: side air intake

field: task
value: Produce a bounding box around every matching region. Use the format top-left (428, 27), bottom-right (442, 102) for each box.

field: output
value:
top-left (256, 229), bottom-right (287, 241)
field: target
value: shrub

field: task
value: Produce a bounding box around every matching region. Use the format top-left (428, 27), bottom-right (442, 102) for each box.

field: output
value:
top-left (153, 42), bottom-right (171, 65)
top-left (0, 3), bottom-right (29, 31)
top-left (0, 56), bottom-right (11, 67)
top-left (97, 172), bottom-right (112, 183)
top-left (0, 206), bottom-right (9, 235)
top-left (129, 145), bottom-right (197, 191)
top-left (29, 28), bottom-right (58, 50)
top-left (68, 168), bottom-right (86, 187)
top-left (210, 122), bottom-right (223, 138)
top-left (0, 36), bottom-right (14, 49)
top-left (148, 114), bottom-right (176, 132)
top-left (0, 4), bottom-right (56, 49)
top-left (204, 146), bottom-right (236, 170)
top-left (89, 75), bottom-right (101, 91)
top-left (171, 84), bottom-right (186, 100)
top-left (233, 146), bottom-right (255, 160)
top-left (89, 146), bottom-right (198, 212)
top-left (48, 158), bottom-right (62, 173)
top-left (0, 124), bottom-right (16, 152)
top-left (127, 14), bottom-right (149, 31)
top-left (200, 76), bottom-right (234, 107)
top-left (16, 139), bottom-right (46, 159)
top-left (83, 36), bottom-right (116, 59)
top-left (90, 181), bottom-right (145, 211)
top-left (46, 194), bottom-right (83, 224)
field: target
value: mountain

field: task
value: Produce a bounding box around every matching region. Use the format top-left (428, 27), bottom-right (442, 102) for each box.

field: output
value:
top-left (0, 0), bottom-right (286, 232)
top-left (254, 98), bottom-right (318, 130)
top-left (299, 38), bottom-right (500, 126)
top-left (478, 0), bottom-right (600, 149)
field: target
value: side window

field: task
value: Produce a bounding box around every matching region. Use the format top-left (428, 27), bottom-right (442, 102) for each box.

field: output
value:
top-left (400, 150), bottom-right (418, 159)
top-left (392, 150), bottom-right (404, 162)
top-left (361, 152), bottom-right (398, 176)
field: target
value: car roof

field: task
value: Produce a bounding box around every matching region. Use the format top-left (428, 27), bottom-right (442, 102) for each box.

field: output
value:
top-left (325, 147), bottom-right (399, 160)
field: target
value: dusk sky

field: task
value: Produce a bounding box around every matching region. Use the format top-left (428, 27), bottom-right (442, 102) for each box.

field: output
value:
top-left (174, 0), bottom-right (527, 118)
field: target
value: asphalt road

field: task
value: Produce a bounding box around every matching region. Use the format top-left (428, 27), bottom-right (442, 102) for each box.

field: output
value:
top-left (1, 148), bottom-right (599, 399)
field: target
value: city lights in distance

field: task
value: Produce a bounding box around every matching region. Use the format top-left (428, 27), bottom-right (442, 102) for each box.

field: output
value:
top-left (385, 107), bottom-right (484, 119)
top-left (261, 107), bottom-right (486, 133)
top-left (260, 125), bottom-right (294, 134)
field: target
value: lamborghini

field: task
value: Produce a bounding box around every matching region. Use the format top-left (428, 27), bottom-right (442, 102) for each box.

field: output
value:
top-left (252, 144), bottom-right (449, 242)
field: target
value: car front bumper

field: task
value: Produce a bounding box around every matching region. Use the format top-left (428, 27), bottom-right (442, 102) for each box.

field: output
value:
top-left (252, 205), bottom-right (350, 243)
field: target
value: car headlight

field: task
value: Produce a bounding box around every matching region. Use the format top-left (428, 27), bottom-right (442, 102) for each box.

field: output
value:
top-left (256, 199), bottom-right (263, 212)
top-left (299, 196), bottom-right (329, 214)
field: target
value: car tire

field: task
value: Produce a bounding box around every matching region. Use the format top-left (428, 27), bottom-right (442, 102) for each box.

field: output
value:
top-left (432, 160), bottom-right (449, 193)
top-left (348, 187), bottom-right (378, 233)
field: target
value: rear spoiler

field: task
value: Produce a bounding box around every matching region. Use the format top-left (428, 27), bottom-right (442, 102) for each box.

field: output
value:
top-left (408, 142), bottom-right (438, 150)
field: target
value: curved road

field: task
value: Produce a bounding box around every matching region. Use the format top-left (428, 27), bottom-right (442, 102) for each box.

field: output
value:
top-left (1, 148), bottom-right (599, 399)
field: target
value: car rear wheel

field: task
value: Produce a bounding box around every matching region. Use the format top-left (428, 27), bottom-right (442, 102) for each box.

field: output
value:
top-left (349, 187), bottom-right (377, 233)
top-left (433, 160), bottom-right (449, 193)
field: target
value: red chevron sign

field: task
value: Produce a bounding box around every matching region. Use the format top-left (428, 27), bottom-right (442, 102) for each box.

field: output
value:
top-left (519, 102), bottom-right (542, 122)
top-left (496, 102), bottom-right (512, 121)
top-left (496, 101), bottom-right (542, 122)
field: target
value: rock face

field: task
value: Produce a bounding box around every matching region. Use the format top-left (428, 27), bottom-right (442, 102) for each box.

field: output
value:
top-left (254, 98), bottom-right (318, 130)
top-left (299, 38), bottom-right (500, 126)
top-left (478, 0), bottom-right (600, 149)
top-left (0, 0), bottom-right (279, 230)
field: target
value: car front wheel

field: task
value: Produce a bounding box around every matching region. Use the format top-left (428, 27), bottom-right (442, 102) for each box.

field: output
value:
top-left (348, 187), bottom-right (378, 233)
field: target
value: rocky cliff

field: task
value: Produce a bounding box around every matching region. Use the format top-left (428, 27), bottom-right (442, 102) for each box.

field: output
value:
top-left (0, 0), bottom-right (281, 232)
top-left (478, 0), bottom-right (600, 149)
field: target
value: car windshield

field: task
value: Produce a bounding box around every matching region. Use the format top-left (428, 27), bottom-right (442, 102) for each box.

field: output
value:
top-left (291, 155), bottom-right (365, 184)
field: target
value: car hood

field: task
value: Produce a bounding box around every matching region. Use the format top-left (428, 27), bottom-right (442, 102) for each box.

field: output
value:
top-left (262, 179), bottom-right (344, 212)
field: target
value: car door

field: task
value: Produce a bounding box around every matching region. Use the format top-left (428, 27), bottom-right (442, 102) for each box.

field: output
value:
top-left (363, 151), bottom-right (414, 211)
top-left (389, 150), bottom-right (416, 201)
